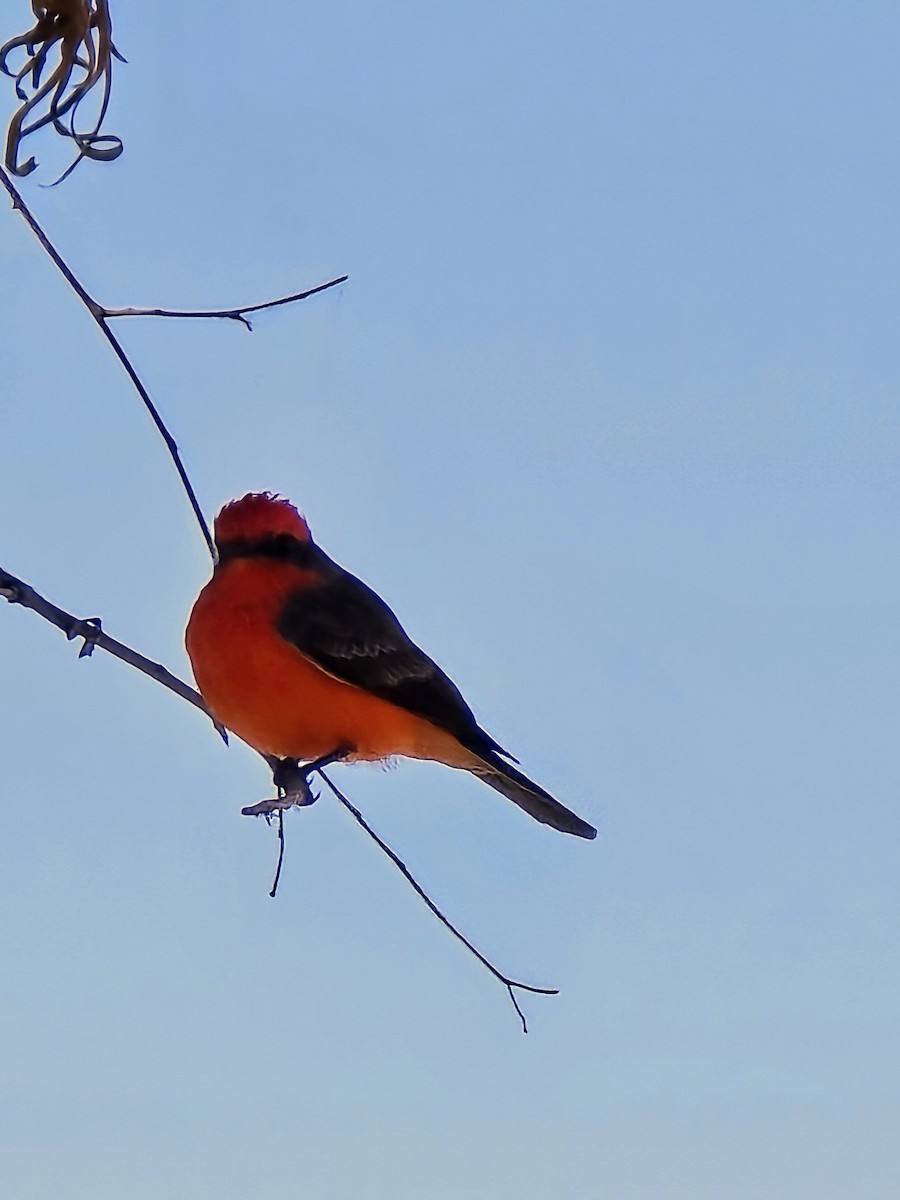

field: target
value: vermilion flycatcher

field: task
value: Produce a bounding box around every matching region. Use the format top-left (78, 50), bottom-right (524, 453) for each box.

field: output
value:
top-left (186, 493), bottom-right (596, 839)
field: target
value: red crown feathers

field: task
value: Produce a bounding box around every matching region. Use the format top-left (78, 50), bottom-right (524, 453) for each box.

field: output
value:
top-left (213, 492), bottom-right (311, 545)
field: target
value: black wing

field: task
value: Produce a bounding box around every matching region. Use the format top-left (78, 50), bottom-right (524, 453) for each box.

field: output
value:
top-left (276, 549), bottom-right (509, 758)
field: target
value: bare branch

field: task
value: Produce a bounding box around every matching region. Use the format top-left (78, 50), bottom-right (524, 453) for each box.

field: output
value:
top-left (102, 275), bottom-right (349, 331)
top-left (0, 165), bottom-right (348, 560)
top-left (317, 770), bottom-right (559, 1034)
top-left (0, 563), bottom-right (226, 742)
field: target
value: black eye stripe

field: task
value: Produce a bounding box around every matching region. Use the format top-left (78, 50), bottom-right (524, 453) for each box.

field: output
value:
top-left (216, 534), bottom-right (316, 569)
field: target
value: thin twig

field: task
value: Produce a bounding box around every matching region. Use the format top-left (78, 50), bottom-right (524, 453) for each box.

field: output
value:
top-left (0, 564), bottom-right (226, 741)
top-left (269, 809), bottom-right (286, 898)
top-left (317, 770), bottom-right (558, 1034)
top-left (0, 164), bottom-right (347, 559)
top-left (102, 275), bottom-right (349, 331)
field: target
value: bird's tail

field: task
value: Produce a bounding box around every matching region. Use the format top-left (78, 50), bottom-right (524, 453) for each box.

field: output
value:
top-left (469, 752), bottom-right (597, 840)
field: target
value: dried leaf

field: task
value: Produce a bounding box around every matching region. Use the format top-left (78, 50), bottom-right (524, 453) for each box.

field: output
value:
top-left (1, 1), bottom-right (124, 181)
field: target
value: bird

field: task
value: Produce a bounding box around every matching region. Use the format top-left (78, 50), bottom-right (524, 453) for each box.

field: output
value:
top-left (185, 492), bottom-right (596, 839)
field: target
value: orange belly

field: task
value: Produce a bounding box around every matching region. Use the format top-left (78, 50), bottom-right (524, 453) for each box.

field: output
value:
top-left (185, 559), bottom-right (472, 767)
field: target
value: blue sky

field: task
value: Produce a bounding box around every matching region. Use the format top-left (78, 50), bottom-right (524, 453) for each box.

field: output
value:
top-left (2, 2), bottom-right (900, 1196)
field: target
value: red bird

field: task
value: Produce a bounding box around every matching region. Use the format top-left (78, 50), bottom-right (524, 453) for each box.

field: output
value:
top-left (186, 493), bottom-right (596, 839)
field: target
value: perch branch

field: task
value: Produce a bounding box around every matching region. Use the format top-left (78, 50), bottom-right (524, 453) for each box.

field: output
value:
top-left (317, 770), bottom-right (559, 1034)
top-left (0, 564), bottom-right (226, 741)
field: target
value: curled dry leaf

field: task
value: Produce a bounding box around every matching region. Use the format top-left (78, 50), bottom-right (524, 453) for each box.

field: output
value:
top-left (1, 0), bottom-right (124, 181)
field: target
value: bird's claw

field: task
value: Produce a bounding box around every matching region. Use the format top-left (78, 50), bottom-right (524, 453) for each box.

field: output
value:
top-left (241, 785), bottom-right (318, 818)
top-left (286, 782), bottom-right (319, 807)
top-left (240, 752), bottom-right (339, 817)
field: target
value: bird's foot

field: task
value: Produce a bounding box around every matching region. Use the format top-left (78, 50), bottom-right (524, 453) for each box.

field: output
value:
top-left (241, 748), bottom-right (354, 819)
top-left (240, 789), bottom-right (317, 818)
top-left (241, 757), bottom-right (318, 817)
top-left (272, 757), bottom-right (319, 797)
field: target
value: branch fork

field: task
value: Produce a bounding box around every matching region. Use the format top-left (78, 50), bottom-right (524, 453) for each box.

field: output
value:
top-left (1, 164), bottom-right (346, 562)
